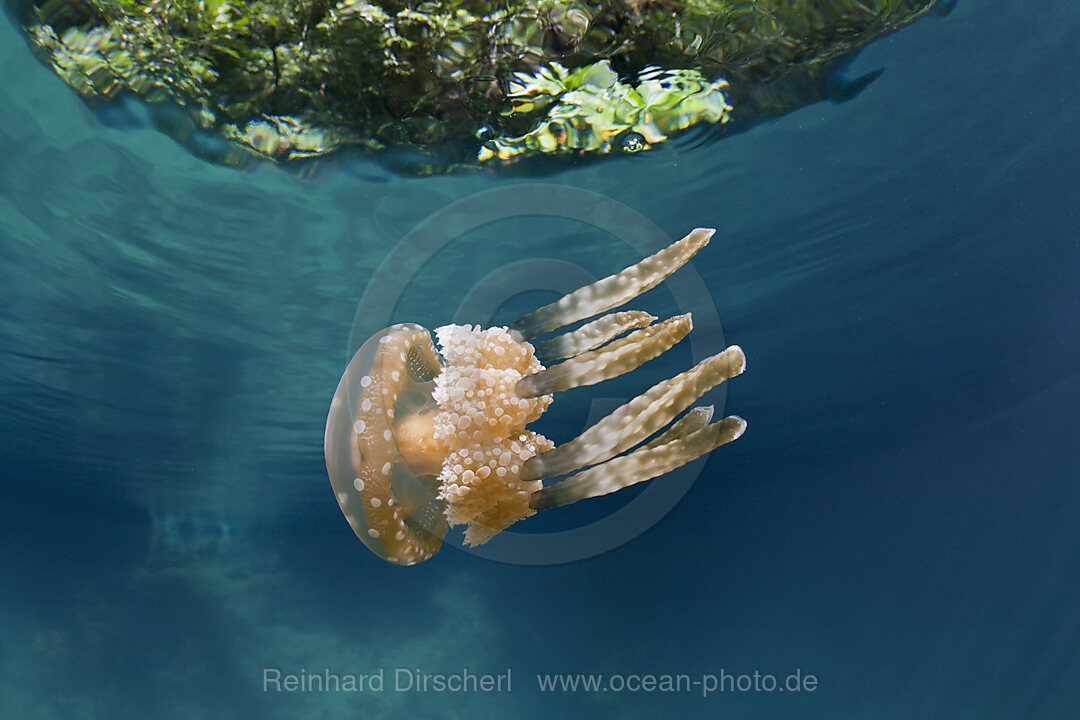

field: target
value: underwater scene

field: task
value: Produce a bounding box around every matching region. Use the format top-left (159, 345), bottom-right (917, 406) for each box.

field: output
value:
top-left (1, 0), bottom-right (1078, 718)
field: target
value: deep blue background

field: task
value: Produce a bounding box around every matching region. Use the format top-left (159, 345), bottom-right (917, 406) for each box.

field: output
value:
top-left (2, 2), bottom-right (1078, 718)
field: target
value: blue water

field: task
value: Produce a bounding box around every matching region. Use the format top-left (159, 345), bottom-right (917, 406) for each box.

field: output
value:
top-left (2, 2), bottom-right (1078, 718)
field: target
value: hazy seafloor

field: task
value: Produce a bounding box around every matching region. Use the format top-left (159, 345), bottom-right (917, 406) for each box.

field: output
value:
top-left (1, 2), bottom-right (1078, 719)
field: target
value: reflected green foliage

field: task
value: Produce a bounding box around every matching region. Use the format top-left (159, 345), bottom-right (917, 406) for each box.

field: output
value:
top-left (9, 0), bottom-right (941, 172)
top-left (480, 61), bottom-right (732, 160)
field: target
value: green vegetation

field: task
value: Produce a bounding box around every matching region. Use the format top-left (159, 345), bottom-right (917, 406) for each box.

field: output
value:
top-left (9, 0), bottom-right (941, 172)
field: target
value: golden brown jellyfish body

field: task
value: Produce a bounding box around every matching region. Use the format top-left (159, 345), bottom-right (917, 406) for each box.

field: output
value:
top-left (324, 228), bottom-right (747, 565)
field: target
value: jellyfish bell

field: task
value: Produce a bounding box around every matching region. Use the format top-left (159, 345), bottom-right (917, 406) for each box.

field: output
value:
top-left (324, 323), bottom-right (448, 565)
top-left (325, 228), bottom-right (747, 565)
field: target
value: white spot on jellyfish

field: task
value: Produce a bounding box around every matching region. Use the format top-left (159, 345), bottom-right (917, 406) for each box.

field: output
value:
top-left (368, 528), bottom-right (380, 538)
top-left (353, 420), bottom-right (366, 434)
top-left (382, 462), bottom-right (392, 476)
top-left (395, 530), bottom-right (405, 540)
top-left (383, 429), bottom-right (392, 441)
top-left (353, 477), bottom-right (365, 492)
top-left (336, 492), bottom-right (348, 504)
top-left (391, 370), bottom-right (401, 382)
top-left (371, 497), bottom-right (382, 508)
top-left (361, 399), bottom-right (372, 411)
top-left (360, 375), bottom-right (372, 388)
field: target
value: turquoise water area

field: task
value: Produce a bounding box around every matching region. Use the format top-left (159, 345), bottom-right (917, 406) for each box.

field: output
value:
top-left (1, 2), bottom-right (1078, 718)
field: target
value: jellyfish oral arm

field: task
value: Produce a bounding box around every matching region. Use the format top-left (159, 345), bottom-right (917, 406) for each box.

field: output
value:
top-left (515, 313), bottom-right (692, 397)
top-left (530, 415), bottom-right (747, 511)
top-left (532, 310), bottom-right (656, 362)
top-left (520, 344), bottom-right (747, 481)
top-left (509, 227), bottom-right (714, 339)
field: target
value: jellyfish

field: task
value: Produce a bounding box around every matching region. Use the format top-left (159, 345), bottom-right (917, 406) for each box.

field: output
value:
top-left (324, 228), bottom-right (746, 565)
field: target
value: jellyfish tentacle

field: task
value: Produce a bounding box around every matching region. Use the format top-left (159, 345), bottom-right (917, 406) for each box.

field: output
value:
top-left (642, 405), bottom-right (715, 450)
top-left (515, 314), bottom-right (692, 398)
top-left (529, 415), bottom-right (747, 511)
top-left (522, 345), bottom-right (746, 481)
top-left (509, 228), bottom-right (714, 339)
top-left (533, 310), bottom-right (656, 362)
